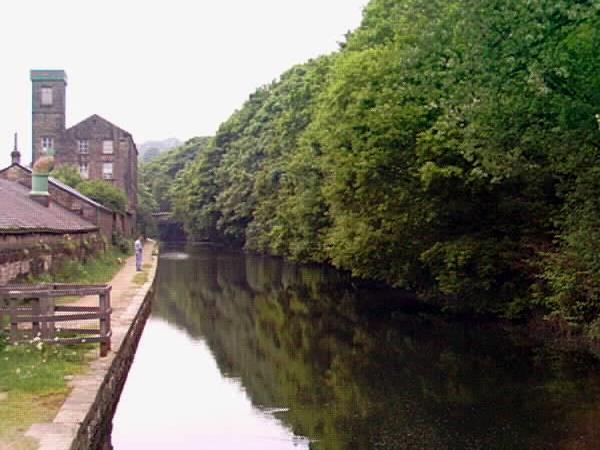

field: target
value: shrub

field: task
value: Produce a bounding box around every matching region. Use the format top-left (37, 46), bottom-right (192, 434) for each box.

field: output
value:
top-left (78, 180), bottom-right (127, 212)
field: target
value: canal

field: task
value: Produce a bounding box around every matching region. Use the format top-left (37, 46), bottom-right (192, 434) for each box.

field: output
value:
top-left (108, 243), bottom-right (600, 449)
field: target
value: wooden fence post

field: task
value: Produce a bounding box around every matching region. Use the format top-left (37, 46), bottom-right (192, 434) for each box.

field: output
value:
top-left (9, 300), bottom-right (18, 343)
top-left (32, 297), bottom-right (41, 339)
top-left (39, 295), bottom-right (55, 339)
top-left (99, 290), bottom-right (111, 357)
top-left (0, 298), bottom-right (5, 334)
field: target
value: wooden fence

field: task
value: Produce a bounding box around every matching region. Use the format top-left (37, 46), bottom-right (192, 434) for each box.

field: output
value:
top-left (0, 283), bottom-right (112, 357)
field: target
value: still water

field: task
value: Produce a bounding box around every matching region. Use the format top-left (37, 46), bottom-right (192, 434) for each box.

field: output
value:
top-left (110, 243), bottom-right (600, 449)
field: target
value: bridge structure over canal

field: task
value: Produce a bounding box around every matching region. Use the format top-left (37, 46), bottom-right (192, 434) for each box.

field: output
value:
top-left (151, 212), bottom-right (186, 241)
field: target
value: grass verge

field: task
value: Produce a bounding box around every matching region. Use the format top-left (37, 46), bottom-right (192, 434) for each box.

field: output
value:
top-left (0, 337), bottom-right (93, 445)
top-left (29, 246), bottom-right (130, 284)
top-left (0, 245), bottom-right (129, 448)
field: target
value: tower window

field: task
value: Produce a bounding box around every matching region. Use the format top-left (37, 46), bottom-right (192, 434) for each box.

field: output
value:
top-left (102, 140), bottom-right (114, 154)
top-left (79, 163), bottom-right (89, 179)
top-left (41, 87), bottom-right (53, 106)
top-left (41, 137), bottom-right (53, 151)
top-left (103, 163), bottom-right (113, 180)
top-left (78, 140), bottom-right (89, 154)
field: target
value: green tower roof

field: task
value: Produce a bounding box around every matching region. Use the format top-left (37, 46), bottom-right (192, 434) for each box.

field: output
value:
top-left (30, 70), bottom-right (68, 83)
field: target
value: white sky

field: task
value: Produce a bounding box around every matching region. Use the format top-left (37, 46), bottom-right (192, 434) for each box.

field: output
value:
top-left (0, 0), bottom-right (366, 166)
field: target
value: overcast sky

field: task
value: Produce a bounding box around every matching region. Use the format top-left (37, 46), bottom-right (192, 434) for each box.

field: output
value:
top-left (0, 0), bottom-right (366, 166)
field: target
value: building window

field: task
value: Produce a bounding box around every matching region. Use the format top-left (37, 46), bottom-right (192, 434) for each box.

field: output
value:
top-left (102, 163), bottom-right (113, 180)
top-left (78, 140), bottom-right (89, 154)
top-left (102, 140), bottom-right (114, 154)
top-left (41, 87), bottom-right (53, 106)
top-left (41, 137), bottom-right (53, 151)
top-left (79, 163), bottom-right (89, 179)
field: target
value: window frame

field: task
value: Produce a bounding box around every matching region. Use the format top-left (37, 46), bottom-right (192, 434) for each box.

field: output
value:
top-left (78, 140), bottom-right (89, 154)
top-left (102, 140), bottom-right (114, 154)
top-left (79, 162), bottom-right (89, 179)
top-left (41, 137), bottom-right (53, 151)
top-left (40, 87), bottom-right (53, 106)
top-left (102, 162), bottom-right (113, 180)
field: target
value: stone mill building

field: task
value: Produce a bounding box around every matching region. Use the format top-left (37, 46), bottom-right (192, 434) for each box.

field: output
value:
top-left (30, 70), bottom-right (138, 233)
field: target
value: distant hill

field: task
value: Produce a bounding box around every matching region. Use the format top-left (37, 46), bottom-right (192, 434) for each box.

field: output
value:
top-left (138, 138), bottom-right (182, 162)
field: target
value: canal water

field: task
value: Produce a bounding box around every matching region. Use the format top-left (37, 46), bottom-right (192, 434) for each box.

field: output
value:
top-left (109, 243), bottom-right (600, 449)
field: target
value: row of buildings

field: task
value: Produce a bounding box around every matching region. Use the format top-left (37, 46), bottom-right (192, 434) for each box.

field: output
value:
top-left (0, 70), bottom-right (139, 284)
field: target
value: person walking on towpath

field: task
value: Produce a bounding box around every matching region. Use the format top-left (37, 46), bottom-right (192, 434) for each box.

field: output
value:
top-left (134, 235), bottom-right (143, 271)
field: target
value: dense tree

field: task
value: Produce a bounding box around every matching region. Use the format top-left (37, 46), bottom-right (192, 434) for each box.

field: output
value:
top-left (166, 0), bottom-right (600, 331)
top-left (140, 137), bottom-right (210, 213)
top-left (50, 164), bottom-right (127, 213)
top-left (50, 165), bottom-right (84, 189)
top-left (77, 180), bottom-right (127, 212)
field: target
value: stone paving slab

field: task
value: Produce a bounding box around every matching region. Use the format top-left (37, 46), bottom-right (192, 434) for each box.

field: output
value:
top-left (25, 241), bottom-right (158, 450)
top-left (27, 424), bottom-right (78, 450)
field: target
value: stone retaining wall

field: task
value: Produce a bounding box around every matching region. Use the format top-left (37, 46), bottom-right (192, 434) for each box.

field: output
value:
top-left (0, 231), bottom-right (104, 285)
top-left (71, 281), bottom-right (153, 450)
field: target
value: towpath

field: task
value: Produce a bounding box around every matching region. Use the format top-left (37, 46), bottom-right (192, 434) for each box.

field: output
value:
top-left (25, 240), bottom-right (158, 450)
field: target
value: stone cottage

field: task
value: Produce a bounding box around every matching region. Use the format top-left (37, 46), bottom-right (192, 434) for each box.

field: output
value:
top-left (0, 147), bottom-right (127, 239)
top-left (0, 178), bottom-right (103, 285)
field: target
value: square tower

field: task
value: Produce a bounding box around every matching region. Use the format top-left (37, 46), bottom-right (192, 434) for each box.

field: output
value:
top-left (31, 70), bottom-right (67, 164)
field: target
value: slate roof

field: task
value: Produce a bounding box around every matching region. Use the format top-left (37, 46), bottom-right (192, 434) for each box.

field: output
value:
top-left (0, 179), bottom-right (98, 234)
top-left (0, 164), bottom-right (112, 213)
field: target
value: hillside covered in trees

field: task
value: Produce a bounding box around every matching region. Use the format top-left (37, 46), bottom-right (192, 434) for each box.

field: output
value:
top-left (153, 0), bottom-right (600, 333)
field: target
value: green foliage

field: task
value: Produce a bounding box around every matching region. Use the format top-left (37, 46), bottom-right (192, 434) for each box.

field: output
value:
top-left (137, 137), bottom-right (211, 238)
top-left (50, 164), bottom-right (84, 188)
top-left (169, 0), bottom-right (600, 325)
top-left (111, 232), bottom-right (133, 255)
top-left (136, 180), bottom-right (158, 237)
top-left (77, 179), bottom-right (127, 212)
top-left (140, 137), bottom-right (211, 212)
top-left (27, 246), bottom-right (128, 284)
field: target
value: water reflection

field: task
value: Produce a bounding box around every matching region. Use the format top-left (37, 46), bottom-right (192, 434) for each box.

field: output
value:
top-left (112, 318), bottom-right (308, 449)
top-left (112, 243), bottom-right (600, 449)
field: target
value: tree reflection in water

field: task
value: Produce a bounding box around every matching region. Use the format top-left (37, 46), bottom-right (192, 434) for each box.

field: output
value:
top-left (149, 243), bottom-right (600, 450)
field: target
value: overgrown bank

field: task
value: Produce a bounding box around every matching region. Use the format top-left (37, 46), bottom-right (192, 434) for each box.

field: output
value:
top-left (148, 0), bottom-right (600, 336)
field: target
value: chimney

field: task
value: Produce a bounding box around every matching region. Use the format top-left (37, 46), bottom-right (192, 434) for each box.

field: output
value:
top-left (10, 132), bottom-right (21, 165)
top-left (30, 173), bottom-right (50, 207)
top-left (30, 148), bottom-right (54, 207)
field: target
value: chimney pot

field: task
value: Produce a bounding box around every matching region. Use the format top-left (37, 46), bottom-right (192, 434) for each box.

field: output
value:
top-left (30, 172), bottom-right (51, 207)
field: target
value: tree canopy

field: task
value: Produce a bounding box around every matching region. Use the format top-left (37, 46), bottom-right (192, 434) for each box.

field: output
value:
top-left (50, 165), bottom-right (127, 213)
top-left (164, 0), bottom-right (600, 333)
